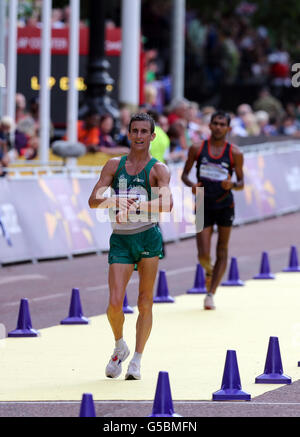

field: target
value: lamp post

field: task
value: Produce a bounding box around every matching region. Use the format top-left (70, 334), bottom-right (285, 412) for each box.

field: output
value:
top-left (79, 0), bottom-right (119, 130)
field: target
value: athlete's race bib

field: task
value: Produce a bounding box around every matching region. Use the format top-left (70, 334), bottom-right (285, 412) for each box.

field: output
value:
top-left (200, 163), bottom-right (229, 182)
top-left (110, 187), bottom-right (158, 223)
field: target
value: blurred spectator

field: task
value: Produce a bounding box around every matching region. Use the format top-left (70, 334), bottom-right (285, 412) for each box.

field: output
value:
top-left (141, 0), bottom-right (172, 76)
top-left (147, 109), bottom-right (170, 163)
top-left (268, 43), bottom-right (290, 86)
top-left (186, 10), bottom-right (207, 68)
top-left (63, 5), bottom-right (71, 25)
top-left (203, 23), bottom-right (225, 91)
top-left (0, 139), bottom-right (9, 177)
top-left (63, 111), bottom-right (100, 153)
top-left (17, 97), bottom-right (54, 159)
top-left (0, 117), bottom-right (19, 165)
top-left (186, 101), bottom-right (203, 143)
top-left (18, 0), bottom-right (34, 27)
top-left (243, 112), bottom-right (260, 136)
top-left (285, 102), bottom-right (297, 118)
top-left (51, 8), bottom-right (65, 28)
top-left (15, 93), bottom-right (28, 124)
top-left (255, 110), bottom-right (271, 136)
top-left (167, 120), bottom-right (188, 162)
top-left (280, 115), bottom-right (300, 136)
top-left (62, 5), bottom-right (86, 27)
top-left (253, 87), bottom-right (285, 121)
top-left (77, 111), bottom-right (100, 152)
top-left (167, 98), bottom-right (189, 126)
top-left (116, 106), bottom-right (132, 148)
top-left (0, 116), bottom-right (14, 148)
top-left (220, 28), bottom-right (240, 85)
top-left (230, 103), bottom-right (252, 137)
top-left (197, 106), bottom-right (215, 139)
top-left (200, 106), bottom-right (216, 124)
top-left (14, 128), bottom-right (30, 158)
top-left (158, 113), bottom-right (169, 133)
top-left (98, 113), bottom-right (129, 156)
top-left (144, 83), bottom-right (158, 109)
top-left (145, 49), bottom-right (161, 83)
top-left (0, 117), bottom-right (12, 156)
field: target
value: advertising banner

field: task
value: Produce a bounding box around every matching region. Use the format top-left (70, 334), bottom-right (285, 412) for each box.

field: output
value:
top-left (75, 177), bottom-right (111, 252)
top-left (234, 149), bottom-right (300, 223)
top-left (0, 179), bottom-right (33, 264)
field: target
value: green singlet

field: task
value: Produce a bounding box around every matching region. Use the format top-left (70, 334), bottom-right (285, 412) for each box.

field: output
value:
top-left (108, 156), bottom-right (163, 265)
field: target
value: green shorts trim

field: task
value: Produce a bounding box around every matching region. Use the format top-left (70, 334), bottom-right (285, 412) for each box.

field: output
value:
top-left (108, 225), bottom-right (163, 265)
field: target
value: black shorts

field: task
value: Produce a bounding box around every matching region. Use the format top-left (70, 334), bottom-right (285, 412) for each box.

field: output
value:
top-left (203, 203), bottom-right (235, 228)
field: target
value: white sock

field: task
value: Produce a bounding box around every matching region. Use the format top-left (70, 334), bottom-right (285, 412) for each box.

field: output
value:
top-left (115, 338), bottom-right (126, 349)
top-left (131, 352), bottom-right (142, 365)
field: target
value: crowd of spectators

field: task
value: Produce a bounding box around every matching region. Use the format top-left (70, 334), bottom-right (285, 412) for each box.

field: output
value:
top-left (1, 88), bottom-right (300, 177)
top-left (16, 1), bottom-right (296, 93)
top-left (17, 1), bottom-right (87, 28)
top-left (142, 0), bottom-right (294, 95)
top-left (1, 2), bottom-right (300, 175)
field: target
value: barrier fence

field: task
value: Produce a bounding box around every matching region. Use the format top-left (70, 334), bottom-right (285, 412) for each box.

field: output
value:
top-left (1, 141), bottom-right (300, 265)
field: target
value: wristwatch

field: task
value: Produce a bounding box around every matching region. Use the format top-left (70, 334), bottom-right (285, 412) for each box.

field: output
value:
top-left (135, 198), bottom-right (141, 215)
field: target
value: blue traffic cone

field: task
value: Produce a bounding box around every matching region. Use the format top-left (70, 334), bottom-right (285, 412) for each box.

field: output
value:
top-left (221, 257), bottom-right (245, 286)
top-left (212, 350), bottom-right (251, 401)
top-left (8, 298), bottom-right (39, 337)
top-left (79, 393), bottom-right (96, 417)
top-left (148, 371), bottom-right (182, 417)
top-left (153, 271), bottom-right (175, 303)
top-left (186, 264), bottom-right (207, 294)
top-left (253, 251), bottom-right (275, 279)
top-left (255, 336), bottom-right (291, 384)
top-left (123, 292), bottom-right (134, 314)
top-left (283, 246), bottom-right (300, 272)
top-left (60, 288), bottom-right (89, 324)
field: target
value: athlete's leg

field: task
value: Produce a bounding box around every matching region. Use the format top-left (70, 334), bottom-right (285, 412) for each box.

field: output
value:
top-left (135, 256), bottom-right (159, 353)
top-left (196, 226), bottom-right (214, 287)
top-left (209, 225), bottom-right (232, 295)
top-left (107, 263), bottom-right (135, 341)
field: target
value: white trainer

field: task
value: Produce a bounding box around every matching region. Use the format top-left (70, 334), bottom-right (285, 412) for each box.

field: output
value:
top-left (125, 361), bottom-right (141, 380)
top-left (105, 342), bottom-right (130, 378)
top-left (204, 294), bottom-right (216, 310)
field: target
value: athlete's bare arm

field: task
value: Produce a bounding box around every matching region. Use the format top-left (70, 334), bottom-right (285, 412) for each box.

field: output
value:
top-left (88, 158), bottom-right (136, 210)
top-left (221, 145), bottom-right (244, 191)
top-left (139, 161), bottom-right (173, 213)
top-left (232, 145), bottom-right (244, 190)
top-left (181, 144), bottom-right (203, 194)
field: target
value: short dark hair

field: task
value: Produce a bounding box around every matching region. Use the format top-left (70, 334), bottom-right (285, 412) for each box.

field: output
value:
top-left (210, 110), bottom-right (231, 126)
top-left (128, 112), bottom-right (155, 133)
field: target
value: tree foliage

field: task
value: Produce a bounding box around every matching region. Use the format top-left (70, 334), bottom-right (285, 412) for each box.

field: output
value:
top-left (186, 0), bottom-right (300, 55)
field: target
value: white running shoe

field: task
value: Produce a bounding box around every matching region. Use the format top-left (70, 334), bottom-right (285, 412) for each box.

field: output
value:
top-left (204, 294), bottom-right (216, 310)
top-left (105, 342), bottom-right (130, 378)
top-left (125, 361), bottom-right (141, 380)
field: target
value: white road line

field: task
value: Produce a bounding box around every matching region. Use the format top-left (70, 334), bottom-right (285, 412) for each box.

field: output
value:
top-left (237, 247), bottom-right (289, 262)
top-left (0, 274), bottom-right (47, 286)
top-left (0, 255), bottom-right (287, 308)
top-left (0, 400), bottom-right (300, 406)
top-left (2, 292), bottom-right (67, 307)
top-left (85, 266), bottom-right (195, 292)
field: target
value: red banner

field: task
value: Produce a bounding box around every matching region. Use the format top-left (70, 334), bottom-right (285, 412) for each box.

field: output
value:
top-left (17, 26), bottom-right (122, 56)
